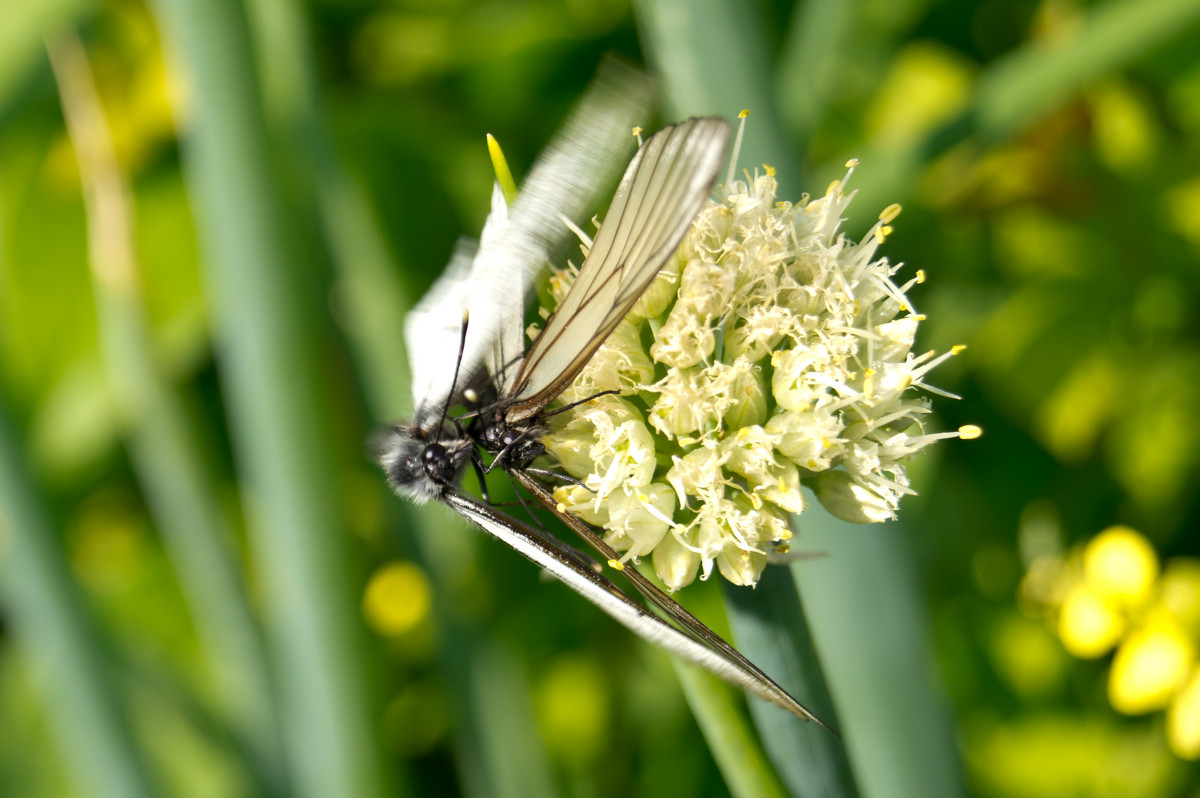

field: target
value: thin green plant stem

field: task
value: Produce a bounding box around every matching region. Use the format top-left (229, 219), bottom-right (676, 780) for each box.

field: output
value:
top-left (832, 0), bottom-right (1200, 219)
top-left (722, 569), bottom-right (858, 798)
top-left (671, 662), bottom-right (791, 798)
top-left (974, 0), bottom-right (1200, 140)
top-left (238, 0), bottom-right (562, 793)
top-left (240, 0), bottom-right (413, 419)
top-left (634, 0), bottom-right (802, 193)
top-left (0, 398), bottom-right (159, 798)
top-left (790, 509), bottom-right (967, 798)
top-left (775, 0), bottom-right (855, 147)
top-left (148, 1), bottom-right (389, 796)
top-left (47, 33), bottom-right (284, 792)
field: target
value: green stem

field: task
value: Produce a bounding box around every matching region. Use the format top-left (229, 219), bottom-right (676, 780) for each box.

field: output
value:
top-left (0, 398), bottom-right (159, 798)
top-left (148, 1), bottom-right (389, 795)
top-left (238, 0), bottom-right (562, 792)
top-left (722, 569), bottom-right (859, 798)
top-left (672, 662), bottom-right (791, 798)
top-left (634, 0), bottom-right (802, 193)
top-left (47, 34), bottom-right (284, 791)
top-left (789, 510), bottom-right (967, 798)
top-left (774, 0), bottom-right (854, 148)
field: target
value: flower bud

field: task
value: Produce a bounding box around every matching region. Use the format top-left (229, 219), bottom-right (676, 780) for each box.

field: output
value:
top-left (813, 470), bottom-right (896, 524)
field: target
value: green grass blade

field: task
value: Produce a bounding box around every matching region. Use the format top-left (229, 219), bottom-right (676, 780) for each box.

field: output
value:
top-left (790, 509), bottom-right (967, 798)
top-left (634, 0), bottom-right (802, 192)
top-left (834, 0), bottom-right (1200, 217)
top-left (0, 399), bottom-right (159, 798)
top-left (238, 0), bottom-right (562, 791)
top-left (672, 662), bottom-right (791, 798)
top-left (47, 34), bottom-right (284, 791)
top-left (147, 1), bottom-right (389, 796)
top-left (241, 0), bottom-right (414, 419)
top-left (974, 0), bottom-right (1200, 139)
top-left (775, 0), bottom-right (856, 146)
top-left (722, 569), bottom-right (859, 798)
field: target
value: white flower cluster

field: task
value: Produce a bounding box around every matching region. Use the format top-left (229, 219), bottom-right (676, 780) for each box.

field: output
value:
top-left (540, 163), bottom-right (976, 590)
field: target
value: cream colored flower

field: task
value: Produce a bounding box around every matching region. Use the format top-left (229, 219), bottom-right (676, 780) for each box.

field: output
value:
top-left (540, 133), bottom-right (970, 588)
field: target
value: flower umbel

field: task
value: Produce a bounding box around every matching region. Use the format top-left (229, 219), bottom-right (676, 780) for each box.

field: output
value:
top-left (540, 141), bottom-right (973, 590)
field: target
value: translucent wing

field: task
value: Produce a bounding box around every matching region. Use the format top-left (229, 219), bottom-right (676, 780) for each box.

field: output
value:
top-left (441, 485), bottom-right (829, 726)
top-left (502, 116), bottom-right (730, 421)
top-left (403, 61), bottom-right (652, 419)
top-left (403, 234), bottom-right (485, 426)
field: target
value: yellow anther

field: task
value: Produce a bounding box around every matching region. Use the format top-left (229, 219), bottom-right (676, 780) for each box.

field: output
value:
top-left (631, 126), bottom-right (643, 137)
top-left (764, 164), bottom-right (776, 176)
top-left (607, 559), bottom-right (624, 571)
top-left (951, 344), bottom-right (967, 355)
top-left (845, 158), bottom-right (860, 168)
top-left (879, 203), bottom-right (902, 223)
top-left (959, 425), bottom-right (983, 439)
top-left (738, 109), bottom-right (750, 119)
top-left (915, 269), bottom-right (926, 283)
top-left (556, 503), bottom-right (567, 513)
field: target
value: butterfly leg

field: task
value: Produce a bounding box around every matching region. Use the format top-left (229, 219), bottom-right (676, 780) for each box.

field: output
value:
top-left (522, 467), bottom-right (595, 493)
top-left (542, 389), bottom-right (621, 418)
top-left (469, 450), bottom-right (491, 504)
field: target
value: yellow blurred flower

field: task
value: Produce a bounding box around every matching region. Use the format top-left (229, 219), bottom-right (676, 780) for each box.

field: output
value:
top-left (1167, 668), bottom-right (1200, 760)
top-left (1083, 525), bottom-right (1158, 606)
top-left (1024, 524), bottom-right (1200, 760)
top-left (363, 561), bottom-right (432, 637)
top-left (1158, 559), bottom-right (1200, 632)
top-left (1057, 582), bottom-right (1124, 658)
top-left (1108, 613), bottom-right (1194, 715)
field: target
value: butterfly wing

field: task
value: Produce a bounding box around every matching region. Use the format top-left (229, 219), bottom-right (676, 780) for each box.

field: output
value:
top-left (461, 62), bottom-right (652, 400)
top-left (501, 116), bottom-right (730, 422)
top-left (511, 471), bottom-right (833, 730)
top-left (440, 485), bottom-right (830, 726)
top-left (402, 61), bottom-right (651, 421)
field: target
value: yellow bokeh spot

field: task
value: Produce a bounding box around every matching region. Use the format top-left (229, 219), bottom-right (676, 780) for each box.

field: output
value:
top-left (1088, 81), bottom-right (1159, 174)
top-left (990, 613), bottom-right (1068, 698)
top-left (1036, 354), bottom-right (1120, 463)
top-left (363, 561), bottom-right (432, 637)
top-left (1058, 583), bottom-right (1123, 658)
top-left (1165, 175), bottom-right (1200, 249)
top-left (1084, 526), bottom-right (1158, 606)
top-left (1158, 559), bottom-right (1200, 630)
top-left (535, 656), bottom-right (610, 768)
top-left (1108, 618), bottom-right (1195, 714)
top-left (1167, 668), bottom-right (1200, 760)
top-left (865, 42), bottom-right (971, 150)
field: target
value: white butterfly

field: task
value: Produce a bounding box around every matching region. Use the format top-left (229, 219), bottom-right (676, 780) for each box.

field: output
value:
top-left (380, 67), bottom-right (830, 730)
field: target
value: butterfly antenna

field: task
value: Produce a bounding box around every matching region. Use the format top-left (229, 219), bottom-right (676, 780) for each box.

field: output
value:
top-left (436, 309), bottom-right (471, 442)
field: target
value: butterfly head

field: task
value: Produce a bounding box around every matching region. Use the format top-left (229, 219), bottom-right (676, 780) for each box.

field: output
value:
top-left (379, 420), bottom-right (473, 504)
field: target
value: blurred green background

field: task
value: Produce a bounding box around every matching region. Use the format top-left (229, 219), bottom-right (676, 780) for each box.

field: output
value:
top-left (2, 0), bottom-right (1199, 796)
